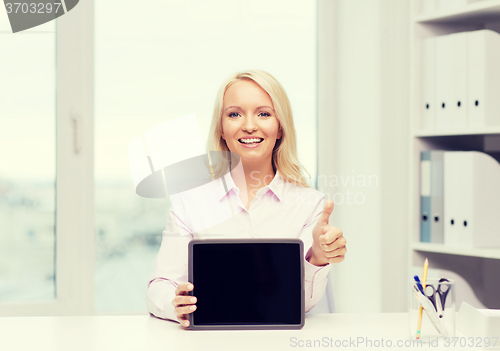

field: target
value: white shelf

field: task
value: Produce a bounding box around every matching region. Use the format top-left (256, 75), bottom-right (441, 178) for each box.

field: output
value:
top-left (412, 242), bottom-right (500, 259)
top-left (414, 0), bottom-right (500, 24)
top-left (413, 126), bottom-right (500, 137)
top-left (409, 0), bottom-right (500, 309)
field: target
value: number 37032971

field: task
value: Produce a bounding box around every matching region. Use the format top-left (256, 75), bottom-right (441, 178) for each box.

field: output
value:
top-left (5, 3), bottom-right (63, 14)
top-left (444, 337), bottom-right (499, 348)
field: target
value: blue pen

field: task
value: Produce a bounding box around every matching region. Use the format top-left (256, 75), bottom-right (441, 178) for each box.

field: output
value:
top-left (414, 275), bottom-right (425, 294)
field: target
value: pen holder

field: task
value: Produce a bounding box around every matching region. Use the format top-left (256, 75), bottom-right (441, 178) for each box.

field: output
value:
top-left (409, 278), bottom-right (455, 342)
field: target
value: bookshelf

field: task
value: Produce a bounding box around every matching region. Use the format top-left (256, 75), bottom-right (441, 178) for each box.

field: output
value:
top-left (412, 242), bottom-right (500, 260)
top-left (414, 0), bottom-right (500, 24)
top-left (409, 0), bottom-right (500, 309)
top-left (413, 126), bottom-right (500, 137)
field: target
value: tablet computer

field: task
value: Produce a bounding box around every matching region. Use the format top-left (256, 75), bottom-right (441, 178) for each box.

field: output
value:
top-left (188, 238), bottom-right (304, 330)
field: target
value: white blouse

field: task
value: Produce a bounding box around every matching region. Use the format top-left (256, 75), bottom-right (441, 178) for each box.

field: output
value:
top-left (147, 169), bottom-right (332, 323)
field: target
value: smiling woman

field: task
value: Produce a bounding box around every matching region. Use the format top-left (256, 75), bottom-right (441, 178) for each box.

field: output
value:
top-left (94, 0), bottom-right (318, 315)
top-left (147, 70), bottom-right (347, 327)
top-left (208, 70), bottom-right (308, 188)
top-left (222, 80), bottom-right (282, 183)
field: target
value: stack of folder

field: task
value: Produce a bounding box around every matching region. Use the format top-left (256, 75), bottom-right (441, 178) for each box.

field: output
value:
top-left (420, 151), bottom-right (500, 248)
top-left (458, 302), bottom-right (500, 342)
top-left (421, 29), bottom-right (500, 130)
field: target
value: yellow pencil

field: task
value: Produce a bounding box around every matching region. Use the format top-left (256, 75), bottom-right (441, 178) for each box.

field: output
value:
top-left (416, 258), bottom-right (429, 339)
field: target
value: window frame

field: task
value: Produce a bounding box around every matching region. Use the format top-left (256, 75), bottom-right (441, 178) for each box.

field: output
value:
top-left (0, 0), bottom-right (328, 316)
top-left (0, 0), bottom-right (95, 316)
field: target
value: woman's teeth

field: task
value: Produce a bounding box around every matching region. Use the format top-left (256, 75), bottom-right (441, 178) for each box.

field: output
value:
top-left (239, 138), bottom-right (263, 144)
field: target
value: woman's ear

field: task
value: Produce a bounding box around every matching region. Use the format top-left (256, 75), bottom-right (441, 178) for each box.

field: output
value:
top-left (277, 127), bottom-right (283, 140)
top-left (220, 121), bottom-right (226, 140)
top-left (221, 125), bottom-right (226, 140)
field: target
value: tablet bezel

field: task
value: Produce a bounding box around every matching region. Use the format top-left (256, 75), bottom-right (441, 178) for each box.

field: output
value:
top-left (188, 238), bottom-right (305, 330)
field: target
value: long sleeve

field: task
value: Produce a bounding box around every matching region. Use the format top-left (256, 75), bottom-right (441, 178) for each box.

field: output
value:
top-left (304, 248), bottom-right (331, 312)
top-left (147, 207), bottom-right (192, 322)
top-left (146, 175), bottom-right (335, 320)
top-left (298, 194), bottom-right (332, 313)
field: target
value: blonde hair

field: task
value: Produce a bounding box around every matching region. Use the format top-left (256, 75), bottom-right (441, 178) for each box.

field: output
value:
top-left (207, 69), bottom-right (310, 188)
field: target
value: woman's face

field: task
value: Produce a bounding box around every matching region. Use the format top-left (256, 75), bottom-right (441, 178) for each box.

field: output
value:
top-left (221, 80), bottom-right (282, 168)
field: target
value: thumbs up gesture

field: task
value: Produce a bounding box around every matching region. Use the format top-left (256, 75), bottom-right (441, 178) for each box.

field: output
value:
top-left (309, 200), bottom-right (347, 266)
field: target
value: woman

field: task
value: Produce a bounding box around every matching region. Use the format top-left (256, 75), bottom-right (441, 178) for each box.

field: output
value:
top-left (147, 69), bottom-right (347, 327)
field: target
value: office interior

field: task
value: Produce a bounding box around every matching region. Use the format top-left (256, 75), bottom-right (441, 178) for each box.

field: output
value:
top-left (1, 0), bottom-right (500, 330)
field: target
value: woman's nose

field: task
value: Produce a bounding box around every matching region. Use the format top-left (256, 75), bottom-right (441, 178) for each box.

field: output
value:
top-left (242, 116), bottom-right (258, 132)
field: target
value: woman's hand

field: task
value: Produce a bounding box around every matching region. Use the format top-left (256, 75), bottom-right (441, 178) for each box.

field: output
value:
top-left (309, 200), bottom-right (347, 266)
top-left (172, 282), bottom-right (197, 327)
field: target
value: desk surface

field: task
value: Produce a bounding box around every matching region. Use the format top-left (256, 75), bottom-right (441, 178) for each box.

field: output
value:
top-left (0, 313), bottom-right (474, 351)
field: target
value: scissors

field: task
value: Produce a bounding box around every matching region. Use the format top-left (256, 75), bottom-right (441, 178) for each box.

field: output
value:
top-left (423, 278), bottom-right (451, 318)
top-left (412, 285), bottom-right (447, 336)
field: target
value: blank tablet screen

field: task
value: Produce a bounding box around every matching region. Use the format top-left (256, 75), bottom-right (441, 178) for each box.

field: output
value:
top-left (189, 240), bottom-right (303, 329)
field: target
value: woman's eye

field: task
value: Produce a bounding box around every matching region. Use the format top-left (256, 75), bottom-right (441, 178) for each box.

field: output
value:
top-left (258, 112), bottom-right (271, 118)
top-left (228, 112), bottom-right (240, 118)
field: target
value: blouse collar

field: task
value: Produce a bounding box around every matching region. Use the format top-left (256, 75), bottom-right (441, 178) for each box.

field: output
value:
top-left (218, 169), bottom-right (284, 202)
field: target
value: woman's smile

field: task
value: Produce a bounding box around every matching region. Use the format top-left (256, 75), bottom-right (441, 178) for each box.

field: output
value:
top-left (238, 137), bottom-right (264, 147)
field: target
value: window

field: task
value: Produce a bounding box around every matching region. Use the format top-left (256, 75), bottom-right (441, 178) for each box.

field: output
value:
top-left (0, 0), bottom-right (317, 315)
top-left (95, 0), bottom-right (317, 313)
top-left (0, 17), bottom-right (56, 303)
top-left (0, 2), bottom-right (94, 316)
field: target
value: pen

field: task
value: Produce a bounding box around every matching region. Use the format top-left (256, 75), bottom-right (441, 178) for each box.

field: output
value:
top-left (413, 285), bottom-right (448, 336)
top-left (416, 258), bottom-right (429, 339)
top-left (414, 275), bottom-right (424, 294)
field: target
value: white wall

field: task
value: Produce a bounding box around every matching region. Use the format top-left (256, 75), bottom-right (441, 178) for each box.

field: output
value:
top-left (379, 0), bottom-right (411, 313)
top-left (318, 0), bottom-right (410, 313)
top-left (95, 0), bottom-right (317, 184)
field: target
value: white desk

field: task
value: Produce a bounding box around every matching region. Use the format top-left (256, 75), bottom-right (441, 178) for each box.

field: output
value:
top-left (0, 313), bottom-right (475, 350)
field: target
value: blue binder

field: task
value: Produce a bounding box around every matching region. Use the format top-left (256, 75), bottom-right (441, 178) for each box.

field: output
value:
top-left (430, 151), bottom-right (444, 244)
top-left (420, 152), bottom-right (431, 242)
